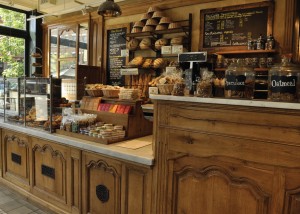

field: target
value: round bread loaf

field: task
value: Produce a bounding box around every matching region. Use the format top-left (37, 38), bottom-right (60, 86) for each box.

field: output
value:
top-left (168, 22), bottom-right (181, 29)
top-left (155, 38), bottom-right (169, 50)
top-left (170, 36), bottom-right (184, 45)
top-left (142, 25), bottom-right (155, 32)
top-left (159, 17), bottom-right (172, 24)
top-left (131, 27), bottom-right (142, 33)
top-left (140, 13), bottom-right (152, 22)
top-left (152, 11), bottom-right (164, 19)
top-left (133, 21), bottom-right (145, 28)
top-left (155, 24), bottom-right (168, 31)
top-left (139, 38), bottom-right (152, 50)
top-left (127, 39), bottom-right (140, 51)
top-left (146, 18), bottom-right (158, 26)
top-left (147, 6), bottom-right (160, 14)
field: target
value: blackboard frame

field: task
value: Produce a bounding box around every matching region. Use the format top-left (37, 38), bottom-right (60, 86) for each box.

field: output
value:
top-left (104, 24), bottom-right (130, 86)
top-left (199, 1), bottom-right (274, 53)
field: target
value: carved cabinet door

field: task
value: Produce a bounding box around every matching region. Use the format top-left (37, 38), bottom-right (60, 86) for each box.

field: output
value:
top-left (166, 154), bottom-right (273, 214)
top-left (2, 130), bottom-right (30, 190)
top-left (31, 137), bottom-right (70, 212)
top-left (82, 151), bottom-right (122, 214)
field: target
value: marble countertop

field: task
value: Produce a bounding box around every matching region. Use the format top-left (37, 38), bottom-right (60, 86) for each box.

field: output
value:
top-left (0, 120), bottom-right (154, 166)
top-left (150, 95), bottom-right (300, 110)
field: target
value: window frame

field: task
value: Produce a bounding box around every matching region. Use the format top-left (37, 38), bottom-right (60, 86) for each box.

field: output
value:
top-left (0, 4), bottom-right (31, 77)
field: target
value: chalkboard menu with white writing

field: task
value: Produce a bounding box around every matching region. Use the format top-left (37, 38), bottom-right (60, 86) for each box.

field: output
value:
top-left (107, 27), bottom-right (127, 86)
top-left (200, 1), bottom-right (274, 51)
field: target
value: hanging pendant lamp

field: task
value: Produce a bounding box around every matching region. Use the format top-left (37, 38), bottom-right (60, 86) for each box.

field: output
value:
top-left (98, 0), bottom-right (122, 17)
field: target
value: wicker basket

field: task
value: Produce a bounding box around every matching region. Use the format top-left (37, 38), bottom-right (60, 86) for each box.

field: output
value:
top-left (102, 89), bottom-right (120, 98)
top-left (85, 89), bottom-right (103, 97)
top-left (157, 84), bottom-right (174, 95)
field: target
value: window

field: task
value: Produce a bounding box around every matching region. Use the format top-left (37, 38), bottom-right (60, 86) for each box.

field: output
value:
top-left (49, 22), bottom-right (89, 78)
top-left (0, 5), bottom-right (29, 77)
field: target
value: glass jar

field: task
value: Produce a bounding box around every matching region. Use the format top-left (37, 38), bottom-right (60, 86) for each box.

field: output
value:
top-left (268, 58), bottom-right (300, 102)
top-left (224, 59), bottom-right (255, 99)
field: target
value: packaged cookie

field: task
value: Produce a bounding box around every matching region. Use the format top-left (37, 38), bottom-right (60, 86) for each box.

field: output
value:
top-left (195, 69), bottom-right (214, 98)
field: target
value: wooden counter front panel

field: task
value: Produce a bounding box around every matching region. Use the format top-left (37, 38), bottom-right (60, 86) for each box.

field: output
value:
top-left (31, 138), bottom-right (70, 212)
top-left (2, 130), bottom-right (30, 190)
top-left (162, 103), bottom-right (300, 146)
top-left (153, 101), bottom-right (300, 214)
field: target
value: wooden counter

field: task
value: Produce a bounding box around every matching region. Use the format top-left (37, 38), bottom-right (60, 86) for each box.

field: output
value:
top-left (0, 120), bottom-right (153, 214)
top-left (150, 95), bottom-right (300, 214)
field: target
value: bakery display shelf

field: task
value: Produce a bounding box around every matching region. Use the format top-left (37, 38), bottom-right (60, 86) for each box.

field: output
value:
top-left (214, 49), bottom-right (277, 55)
top-left (80, 97), bottom-right (153, 140)
top-left (126, 31), bottom-right (157, 39)
top-left (126, 27), bottom-right (189, 38)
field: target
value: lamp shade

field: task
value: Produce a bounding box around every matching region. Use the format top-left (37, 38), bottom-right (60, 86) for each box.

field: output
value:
top-left (98, 0), bottom-right (122, 17)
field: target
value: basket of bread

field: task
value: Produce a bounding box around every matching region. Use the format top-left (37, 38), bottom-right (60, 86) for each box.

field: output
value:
top-left (102, 86), bottom-right (122, 98)
top-left (149, 71), bottom-right (183, 95)
top-left (119, 88), bottom-right (140, 100)
top-left (85, 84), bottom-right (105, 97)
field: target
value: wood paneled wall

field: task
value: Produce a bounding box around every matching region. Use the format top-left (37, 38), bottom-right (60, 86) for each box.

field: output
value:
top-left (43, 0), bottom-right (297, 78)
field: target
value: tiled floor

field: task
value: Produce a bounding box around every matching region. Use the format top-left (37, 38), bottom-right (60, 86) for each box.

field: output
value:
top-left (0, 183), bottom-right (55, 214)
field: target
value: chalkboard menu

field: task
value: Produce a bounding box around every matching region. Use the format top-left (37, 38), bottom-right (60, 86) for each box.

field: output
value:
top-left (107, 27), bottom-right (127, 86)
top-left (200, 1), bottom-right (274, 50)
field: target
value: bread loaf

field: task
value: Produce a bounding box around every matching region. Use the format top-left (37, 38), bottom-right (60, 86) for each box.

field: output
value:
top-left (139, 38), bottom-right (152, 49)
top-left (129, 56), bottom-right (144, 66)
top-left (133, 21), bottom-right (145, 28)
top-left (131, 27), bottom-right (142, 33)
top-left (146, 18), bottom-right (158, 26)
top-left (127, 39), bottom-right (140, 51)
top-left (170, 36), bottom-right (184, 45)
top-left (142, 59), bottom-right (153, 68)
top-left (155, 38), bottom-right (169, 50)
top-left (153, 58), bottom-right (166, 68)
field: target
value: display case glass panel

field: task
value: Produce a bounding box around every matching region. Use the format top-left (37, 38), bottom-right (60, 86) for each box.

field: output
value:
top-left (4, 77), bottom-right (62, 133)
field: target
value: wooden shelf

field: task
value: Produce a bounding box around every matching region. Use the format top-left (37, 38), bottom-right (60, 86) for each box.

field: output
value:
top-left (214, 49), bottom-right (277, 55)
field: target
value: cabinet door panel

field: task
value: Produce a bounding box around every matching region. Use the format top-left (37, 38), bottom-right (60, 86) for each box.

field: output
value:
top-left (31, 138), bottom-right (69, 211)
top-left (168, 156), bottom-right (271, 214)
top-left (123, 165), bottom-right (152, 214)
top-left (82, 152), bottom-right (121, 214)
top-left (2, 130), bottom-right (30, 189)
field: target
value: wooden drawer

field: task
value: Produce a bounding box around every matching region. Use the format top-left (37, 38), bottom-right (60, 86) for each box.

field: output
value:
top-left (161, 103), bottom-right (300, 146)
top-left (166, 128), bottom-right (300, 168)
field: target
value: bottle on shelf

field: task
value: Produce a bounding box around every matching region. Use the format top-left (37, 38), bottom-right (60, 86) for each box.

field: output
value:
top-left (256, 34), bottom-right (266, 50)
top-left (266, 34), bottom-right (275, 50)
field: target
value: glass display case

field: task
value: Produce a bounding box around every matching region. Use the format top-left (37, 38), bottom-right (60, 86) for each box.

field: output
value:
top-left (3, 76), bottom-right (62, 133)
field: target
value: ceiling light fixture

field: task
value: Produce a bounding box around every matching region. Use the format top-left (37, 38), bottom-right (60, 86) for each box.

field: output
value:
top-left (97, 0), bottom-right (122, 17)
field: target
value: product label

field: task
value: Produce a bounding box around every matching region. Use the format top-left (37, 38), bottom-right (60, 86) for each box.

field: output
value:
top-left (270, 75), bottom-right (297, 93)
top-left (225, 75), bottom-right (246, 91)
